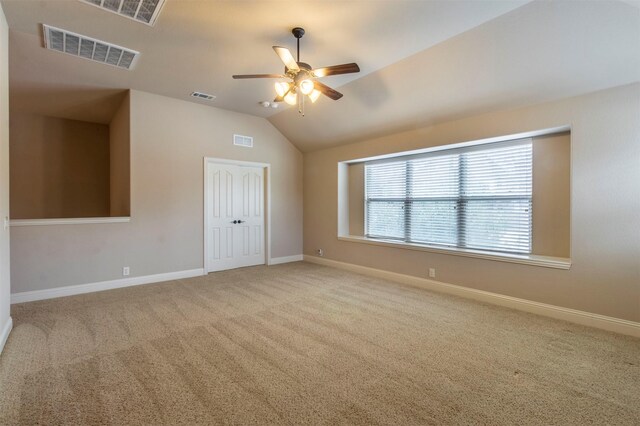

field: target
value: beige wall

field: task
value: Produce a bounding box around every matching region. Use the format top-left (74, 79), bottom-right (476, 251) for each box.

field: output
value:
top-left (10, 113), bottom-right (110, 219)
top-left (304, 83), bottom-right (639, 322)
top-left (10, 90), bottom-right (303, 293)
top-left (109, 92), bottom-right (130, 217)
top-left (0, 2), bottom-right (10, 351)
top-left (346, 133), bottom-right (571, 257)
top-left (532, 132), bottom-right (571, 257)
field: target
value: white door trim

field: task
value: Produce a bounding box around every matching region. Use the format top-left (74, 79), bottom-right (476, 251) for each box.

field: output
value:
top-left (204, 157), bottom-right (271, 273)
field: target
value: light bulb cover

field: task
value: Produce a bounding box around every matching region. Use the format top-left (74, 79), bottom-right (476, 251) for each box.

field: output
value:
top-left (274, 82), bottom-right (290, 97)
top-left (299, 79), bottom-right (314, 95)
top-left (284, 91), bottom-right (297, 105)
top-left (308, 89), bottom-right (321, 103)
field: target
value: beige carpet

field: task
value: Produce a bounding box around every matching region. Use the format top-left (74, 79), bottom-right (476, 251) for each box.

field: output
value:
top-left (0, 262), bottom-right (638, 425)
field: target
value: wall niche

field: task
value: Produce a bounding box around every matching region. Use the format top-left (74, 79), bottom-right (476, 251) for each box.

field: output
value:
top-left (9, 90), bottom-right (130, 219)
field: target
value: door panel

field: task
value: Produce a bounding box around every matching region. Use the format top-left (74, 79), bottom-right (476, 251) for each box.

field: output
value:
top-left (207, 163), bottom-right (265, 272)
top-left (225, 170), bottom-right (233, 218)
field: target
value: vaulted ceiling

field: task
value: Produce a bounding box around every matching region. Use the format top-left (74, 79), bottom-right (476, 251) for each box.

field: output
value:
top-left (2, 0), bottom-right (639, 151)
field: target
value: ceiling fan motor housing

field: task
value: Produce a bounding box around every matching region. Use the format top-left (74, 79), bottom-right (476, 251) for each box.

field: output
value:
top-left (290, 62), bottom-right (312, 81)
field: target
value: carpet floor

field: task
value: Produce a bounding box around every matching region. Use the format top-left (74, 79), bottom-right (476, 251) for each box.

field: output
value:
top-left (0, 262), bottom-right (638, 425)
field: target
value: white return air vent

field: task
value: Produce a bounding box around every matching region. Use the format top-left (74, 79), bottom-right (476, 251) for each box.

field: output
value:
top-left (191, 92), bottom-right (216, 101)
top-left (43, 24), bottom-right (139, 70)
top-left (233, 134), bottom-right (253, 148)
top-left (80, 0), bottom-right (166, 26)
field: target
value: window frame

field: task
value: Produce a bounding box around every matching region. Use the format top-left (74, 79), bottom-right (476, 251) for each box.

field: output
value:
top-left (364, 138), bottom-right (533, 255)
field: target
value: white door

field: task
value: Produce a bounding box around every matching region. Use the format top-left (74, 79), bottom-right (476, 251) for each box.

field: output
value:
top-left (206, 163), bottom-right (265, 272)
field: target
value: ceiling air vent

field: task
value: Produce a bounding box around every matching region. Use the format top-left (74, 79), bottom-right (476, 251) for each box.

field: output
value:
top-left (191, 92), bottom-right (216, 101)
top-left (233, 134), bottom-right (253, 148)
top-left (79, 0), bottom-right (166, 26)
top-left (43, 24), bottom-right (139, 70)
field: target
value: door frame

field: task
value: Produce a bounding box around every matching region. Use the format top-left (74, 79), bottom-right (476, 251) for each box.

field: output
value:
top-left (203, 157), bottom-right (271, 273)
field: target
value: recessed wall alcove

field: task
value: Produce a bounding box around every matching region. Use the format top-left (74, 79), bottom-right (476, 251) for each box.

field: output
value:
top-left (9, 89), bottom-right (130, 220)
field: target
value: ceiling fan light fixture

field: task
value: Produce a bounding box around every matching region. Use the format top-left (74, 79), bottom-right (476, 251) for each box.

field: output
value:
top-left (274, 81), bottom-right (290, 97)
top-left (308, 89), bottom-right (321, 103)
top-left (299, 79), bottom-right (314, 95)
top-left (233, 27), bottom-right (360, 114)
top-left (284, 91), bottom-right (297, 105)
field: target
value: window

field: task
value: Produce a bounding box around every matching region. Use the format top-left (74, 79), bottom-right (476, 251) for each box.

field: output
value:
top-left (365, 139), bottom-right (532, 254)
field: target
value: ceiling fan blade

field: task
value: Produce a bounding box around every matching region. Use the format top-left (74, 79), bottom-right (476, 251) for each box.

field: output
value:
top-left (314, 81), bottom-right (343, 100)
top-left (312, 63), bottom-right (360, 78)
top-left (232, 74), bottom-right (286, 79)
top-left (273, 46), bottom-right (300, 71)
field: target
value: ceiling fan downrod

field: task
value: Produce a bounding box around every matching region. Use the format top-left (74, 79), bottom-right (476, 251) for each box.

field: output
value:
top-left (292, 27), bottom-right (306, 116)
top-left (292, 27), bottom-right (305, 63)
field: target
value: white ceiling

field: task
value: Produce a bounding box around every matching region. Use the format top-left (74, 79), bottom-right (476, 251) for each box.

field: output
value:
top-left (3, 0), bottom-right (528, 119)
top-left (269, 0), bottom-right (640, 151)
top-left (2, 0), bottom-right (638, 151)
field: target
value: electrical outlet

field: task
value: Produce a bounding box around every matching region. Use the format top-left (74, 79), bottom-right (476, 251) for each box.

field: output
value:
top-left (428, 268), bottom-right (436, 278)
top-left (317, 249), bottom-right (324, 257)
top-left (123, 266), bottom-right (130, 276)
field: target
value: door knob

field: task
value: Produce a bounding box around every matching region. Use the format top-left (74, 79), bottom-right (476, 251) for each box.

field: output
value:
top-left (237, 220), bottom-right (245, 224)
top-left (231, 220), bottom-right (238, 224)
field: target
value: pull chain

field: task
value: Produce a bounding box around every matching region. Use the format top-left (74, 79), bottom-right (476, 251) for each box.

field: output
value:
top-left (298, 88), bottom-right (305, 116)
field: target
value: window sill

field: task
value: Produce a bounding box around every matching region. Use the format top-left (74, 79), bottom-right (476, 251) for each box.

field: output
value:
top-left (337, 235), bottom-right (571, 270)
top-left (10, 217), bottom-right (131, 226)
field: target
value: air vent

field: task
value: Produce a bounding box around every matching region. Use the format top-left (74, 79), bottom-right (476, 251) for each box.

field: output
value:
top-left (43, 24), bottom-right (139, 70)
top-left (79, 0), bottom-right (166, 26)
top-left (233, 134), bottom-right (253, 148)
top-left (191, 92), bottom-right (216, 101)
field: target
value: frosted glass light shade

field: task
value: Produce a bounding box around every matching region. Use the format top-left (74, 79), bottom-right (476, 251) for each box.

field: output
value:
top-left (308, 89), bottom-right (321, 103)
top-left (275, 82), bottom-right (290, 97)
top-left (299, 79), bottom-right (314, 95)
top-left (284, 91), bottom-right (297, 105)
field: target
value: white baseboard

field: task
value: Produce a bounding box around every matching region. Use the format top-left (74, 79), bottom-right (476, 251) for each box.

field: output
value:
top-left (303, 255), bottom-right (640, 338)
top-left (11, 268), bottom-right (205, 304)
top-left (269, 255), bottom-right (304, 265)
top-left (0, 316), bottom-right (12, 355)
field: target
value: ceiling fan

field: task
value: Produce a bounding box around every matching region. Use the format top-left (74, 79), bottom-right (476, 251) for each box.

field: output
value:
top-left (232, 27), bottom-right (360, 115)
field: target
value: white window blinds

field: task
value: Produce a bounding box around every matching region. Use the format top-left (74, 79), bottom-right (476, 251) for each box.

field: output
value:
top-left (365, 139), bottom-right (532, 254)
